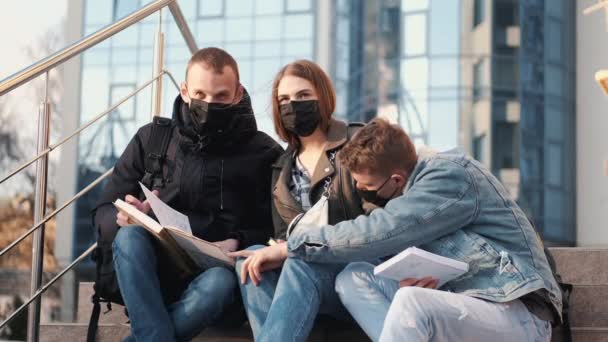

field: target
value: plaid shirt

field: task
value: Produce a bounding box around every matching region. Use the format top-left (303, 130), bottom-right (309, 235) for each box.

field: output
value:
top-left (289, 156), bottom-right (312, 211)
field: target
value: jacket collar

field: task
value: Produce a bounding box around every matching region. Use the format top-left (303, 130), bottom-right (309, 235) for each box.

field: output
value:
top-left (273, 119), bottom-right (350, 199)
top-left (272, 119), bottom-right (349, 169)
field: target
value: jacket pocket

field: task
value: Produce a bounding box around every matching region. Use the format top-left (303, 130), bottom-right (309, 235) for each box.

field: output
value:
top-left (426, 230), bottom-right (525, 295)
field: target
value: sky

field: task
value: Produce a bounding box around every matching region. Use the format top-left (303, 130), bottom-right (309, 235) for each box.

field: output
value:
top-left (0, 1), bottom-right (68, 196)
top-left (0, 1), bottom-right (68, 80)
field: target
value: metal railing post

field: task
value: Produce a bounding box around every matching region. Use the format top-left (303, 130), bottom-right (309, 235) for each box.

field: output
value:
top-left (151, 9), bottom-right (165, 117)
top-left (27, 72), bottom-right (51, 342)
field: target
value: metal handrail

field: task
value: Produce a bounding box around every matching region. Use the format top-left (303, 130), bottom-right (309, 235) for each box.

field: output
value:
top-left (0, 243), bottom-right (97, 330)
top-left (0, 70), bottom-right (181, 186)
top-left (0, 168), bottom-right (113, 258)
top-left (0, 0), bottom-right (196, 96)
top-left (0, 67), bottom-right (183, 254)
top-left (168, 2), bottom-right (198, 55)
top-left (0, 1), bottom-right (197, 339)
top-left (163, 69), bottom-right (181, 91)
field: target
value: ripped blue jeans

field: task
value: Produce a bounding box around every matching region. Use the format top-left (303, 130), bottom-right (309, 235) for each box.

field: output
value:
top-left (335, 262), bottom-right (552, 342)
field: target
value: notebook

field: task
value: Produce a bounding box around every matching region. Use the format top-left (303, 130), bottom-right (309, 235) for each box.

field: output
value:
top-left (374, 247), bottom-right (469, 287)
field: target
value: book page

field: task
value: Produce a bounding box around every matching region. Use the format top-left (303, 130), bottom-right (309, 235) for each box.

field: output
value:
top-left (140, 182), bottom-right (192, 235)
top-left (166, 229), bottom-right (235, 268)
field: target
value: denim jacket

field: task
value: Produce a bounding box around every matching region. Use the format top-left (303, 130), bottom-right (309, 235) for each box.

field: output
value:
top-left (287, 148), bottom-right (563, 320)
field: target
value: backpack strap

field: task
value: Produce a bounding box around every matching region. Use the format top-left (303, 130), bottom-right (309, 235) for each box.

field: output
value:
top-left (141, 117), bottom-right (174, 189)
top-left (86, 293), bottom-right (101, 342)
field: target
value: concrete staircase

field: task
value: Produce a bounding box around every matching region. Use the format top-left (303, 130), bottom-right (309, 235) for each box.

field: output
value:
top-left (40, 282), bottom-right (366, 341)
top-left (550, 248), bottom-right (608, 342)
top-left (39, 248), bottom-right (608, 341)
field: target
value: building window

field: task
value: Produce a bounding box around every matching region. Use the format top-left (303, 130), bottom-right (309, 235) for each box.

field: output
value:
top-left (402, 13), bottom-right (427, 56)
top-left (474, 0), bottom-right (485, 28)
top-left (473, 59), bottom-right (484, 102)
top-left (285, 0), bottom-right (312, 13)
top-left (473, 134), bottom-right (486, 163)
top-left (495, 121), bottom-right (519, 169)
top-left (197, 0), bottom-right (225, 18)
top-left (546, 143), bottom-right (563, 186)
top-left (113, 0), bottom-right (139, 21)
top-left (109, 83), bottom-right (137, 122)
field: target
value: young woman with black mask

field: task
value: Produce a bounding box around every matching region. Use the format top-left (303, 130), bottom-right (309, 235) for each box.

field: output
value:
top-left (230, 60), bottom-right (371, 341)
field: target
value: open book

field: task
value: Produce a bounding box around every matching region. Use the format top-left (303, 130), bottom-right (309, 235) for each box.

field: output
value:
top-left (374, 247), bottom-right (469, 288)
top-left (113, 183), bottom-right (235, 275)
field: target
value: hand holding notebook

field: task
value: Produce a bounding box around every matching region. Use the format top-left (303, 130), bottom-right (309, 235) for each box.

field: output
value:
top-left (374, 247), bottom-right (469, 288)
top-left (113, 183), bottom-right (235, 276)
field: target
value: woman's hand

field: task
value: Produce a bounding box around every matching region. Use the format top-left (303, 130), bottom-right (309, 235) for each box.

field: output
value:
top-left (229, 242), bottom-right (289, 286)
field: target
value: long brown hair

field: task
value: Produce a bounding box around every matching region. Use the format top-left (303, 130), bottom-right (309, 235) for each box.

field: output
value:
top-left (271, 60), bottom-right (336, 147)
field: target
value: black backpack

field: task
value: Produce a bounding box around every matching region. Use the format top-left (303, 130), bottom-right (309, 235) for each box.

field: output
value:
top-left (87, 117), bottom-right (175, 341)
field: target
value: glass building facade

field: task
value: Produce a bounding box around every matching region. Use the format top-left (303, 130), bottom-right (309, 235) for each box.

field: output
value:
top-left (333, 0), bottom-right (461, 149)
top-left (74, 0), bottom-right (318, 263)
top-left (72, 0), bottom-right (576, 267)
top-left (461, 0), bottom-right (576, 245)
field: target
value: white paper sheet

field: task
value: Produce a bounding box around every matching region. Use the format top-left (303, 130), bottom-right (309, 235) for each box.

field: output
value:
top-left (139, 182), bottom-right (192, 235)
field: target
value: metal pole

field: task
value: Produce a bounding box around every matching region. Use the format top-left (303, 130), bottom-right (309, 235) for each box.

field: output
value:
top-left (168, 1), bottom-right (198, 54)
top-left (0, 0), bottom-right (174, 97)
top-left (27, 72), bottom-right (51, 342)
top-left (151, 9), bottom-right (165, 117)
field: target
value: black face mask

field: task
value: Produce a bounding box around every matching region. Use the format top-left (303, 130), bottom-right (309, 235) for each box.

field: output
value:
top-left (356, 176), bottom-right (398, 207)
top-left (279, 100), bottom-right (321, 137)
top-left (187, 98), bottom-right (240, 135)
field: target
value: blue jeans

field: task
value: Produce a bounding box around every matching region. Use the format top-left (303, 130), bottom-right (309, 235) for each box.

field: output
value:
top-left (113, 225), bottom-right (238, 342)
top-left (236, 245), bottom-right (349, 342)
top-left (336, 262), bottom-right (552, 342)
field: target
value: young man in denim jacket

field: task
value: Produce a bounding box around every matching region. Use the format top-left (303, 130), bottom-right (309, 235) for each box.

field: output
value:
top-left (245, 118), bottom-right (561, 341)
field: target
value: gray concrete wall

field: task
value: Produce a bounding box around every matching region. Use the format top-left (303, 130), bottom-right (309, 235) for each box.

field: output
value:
top-left (576, 0), bottom-right (608, 246)
top-left (54, 0), bottom-right (84, 321)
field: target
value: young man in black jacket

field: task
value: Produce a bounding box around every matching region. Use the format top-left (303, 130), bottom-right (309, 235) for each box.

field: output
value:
top-left (93, 47), bottom-right (283, 342)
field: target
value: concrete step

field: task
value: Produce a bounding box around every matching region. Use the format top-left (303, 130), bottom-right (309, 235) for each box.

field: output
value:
top-left (549, 248), bottom-right (608, 285)
top-left (40, 323), bottom-right (367, 342)
top-left (569, 285), bottom-right (608, 328)
top-left (552, 327), bottom-right (608, 342)
top-left (77, 282), bottom-right (608, 328)
top-left (40, 323), bottom-right (253, 342)
top-left (41, 323), bottom-right (608, 342)
top-left (73, 283), bottom-right (368, 341)
top-left (570, 327), bottom-right (608, 342)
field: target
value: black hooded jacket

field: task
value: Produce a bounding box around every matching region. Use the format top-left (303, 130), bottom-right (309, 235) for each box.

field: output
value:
top-left (93, 89), bottom-right (284, 248)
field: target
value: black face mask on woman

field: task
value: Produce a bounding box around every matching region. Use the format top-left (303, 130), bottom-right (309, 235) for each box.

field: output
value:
top-left (279, 100), bottom-right (321, 137)
top-left (187, 98), bottom-right (240, 135)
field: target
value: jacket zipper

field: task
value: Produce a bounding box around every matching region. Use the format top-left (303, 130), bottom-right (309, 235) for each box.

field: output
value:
top-left (220, 159), bottom-right (224, 210)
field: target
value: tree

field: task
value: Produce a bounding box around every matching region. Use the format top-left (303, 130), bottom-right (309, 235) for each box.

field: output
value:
top-left (0, 295), bottom-right (28, 340)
